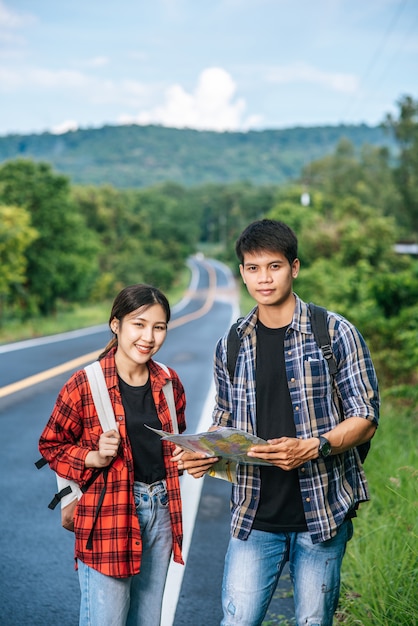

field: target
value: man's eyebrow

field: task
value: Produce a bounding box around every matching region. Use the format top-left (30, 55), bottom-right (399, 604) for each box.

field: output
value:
top-left (244, 258), bottom-right (283, 266)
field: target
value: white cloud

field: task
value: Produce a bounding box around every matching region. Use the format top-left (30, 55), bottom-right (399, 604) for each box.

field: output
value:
top-left (83, 56), bottom-right (109, 68)
top-left (30, 68), bottom-right (89, 88)
top-left (0, 1), bottom-right (35, 54)
top-left (0, 62), bottom-right (262, 133)
top-left (0, 67), bottom-right (21, 90)
top-left (0, 1), bottom-right (34, 29)
top-left (0, 66), bottom-right (90, 91)
top-left (119, 67), bottom-right (262, 131)
top-left (51, 120), bottom-right (79, 135)
top-left (266, 62), bottom-right (359, 94)
top-left (0, 61), bottom-right (153, 107)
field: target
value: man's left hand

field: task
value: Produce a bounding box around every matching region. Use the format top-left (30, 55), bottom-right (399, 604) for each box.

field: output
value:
top-left (247, 437), bottom-right (319, 470)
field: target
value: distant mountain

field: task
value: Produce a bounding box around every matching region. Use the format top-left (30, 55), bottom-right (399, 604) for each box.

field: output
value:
top-left (0, 123), bottom-right (394, 188)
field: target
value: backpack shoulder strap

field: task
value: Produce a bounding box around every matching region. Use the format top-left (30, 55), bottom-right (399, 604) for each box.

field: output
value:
top-left (308, 303), bottom-right (338, 377)
top-left (84, 361), bottom-right (117, 432)
top-left (36, 361), bottom-right (116, 479)
top-left (308, 303), bottom-right (370, 463)
top-left (226, 321), bottom-right (241, 383)
top-left (154, 361), bottom-right (178, 434)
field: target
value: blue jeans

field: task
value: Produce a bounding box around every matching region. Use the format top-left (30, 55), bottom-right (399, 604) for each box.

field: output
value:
top-left (78, 480), bottom-right (172, 626)
top-left (221, 519), bottom-right (353, 626)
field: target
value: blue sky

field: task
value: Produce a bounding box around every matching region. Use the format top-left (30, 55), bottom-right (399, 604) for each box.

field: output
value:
top-left (0, 0), bottom-right (417, 136)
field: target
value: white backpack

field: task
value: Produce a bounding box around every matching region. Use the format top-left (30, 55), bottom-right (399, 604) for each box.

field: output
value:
top-left (37, 360), bottom-right (178, 539)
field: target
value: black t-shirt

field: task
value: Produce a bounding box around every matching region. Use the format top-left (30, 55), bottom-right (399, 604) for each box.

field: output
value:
top-left (119, 375), bottom-right (166, 484)
top-left (253, 321), bottom-right (307, 533)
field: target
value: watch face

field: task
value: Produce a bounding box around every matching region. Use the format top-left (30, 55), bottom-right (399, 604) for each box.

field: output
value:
top-left (319, 437), bottom-right (331, 457)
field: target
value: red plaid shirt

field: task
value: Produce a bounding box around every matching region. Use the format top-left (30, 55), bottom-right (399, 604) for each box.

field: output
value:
top-left (39, 348), bottom-right (186, 578)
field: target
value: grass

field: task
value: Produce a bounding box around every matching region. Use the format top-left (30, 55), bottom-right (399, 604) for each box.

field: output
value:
top-left (237, 286), bottom-right (418, 625)
top-left (0, 300), bottom-right (112, 345)
top-left (336, 387), bottom-right (418, 626)
top-left (260, 390), bottom-right (418, 626)
top-left (0, 268), bottom-right (191, 346)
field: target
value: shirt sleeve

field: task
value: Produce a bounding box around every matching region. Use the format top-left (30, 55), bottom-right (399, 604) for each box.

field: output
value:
top-left (38, 371), bottom-right (97, 487)
top-left (212, 336), bottom-right (234, 428)
top-left (333, 318), bottom-right (380, 425)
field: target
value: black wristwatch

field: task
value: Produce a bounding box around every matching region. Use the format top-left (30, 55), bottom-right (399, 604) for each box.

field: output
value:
top-left (318, 436), bottom-right (332, 458)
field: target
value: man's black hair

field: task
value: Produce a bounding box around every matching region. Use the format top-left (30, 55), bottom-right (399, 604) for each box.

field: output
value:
top-left (235, 219), bottom-right (298, 266)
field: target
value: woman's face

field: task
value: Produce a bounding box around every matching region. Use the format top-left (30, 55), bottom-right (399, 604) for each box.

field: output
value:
top-left (111, 303), bottom-right (168, 368)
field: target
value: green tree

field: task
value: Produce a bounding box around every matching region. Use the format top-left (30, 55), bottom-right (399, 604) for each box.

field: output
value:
top-left (133, 183), bottom-right (201, 265)
top-left (384, 94), bottom-right (418, 235)
top-left (268, 193), bottom-right (418, 387)
top-left (0, 204), bottom-right (38, 321)
top-left (0, 160), bottom-right (100, 316)
top-left (72, 182), bottom-right (201, 296)
top-left (72, 184), bottom-right (139, 296)
top-left (301, 138), bottom-right (400, 223)
top-left (192, 182), bottom-right (276, 268)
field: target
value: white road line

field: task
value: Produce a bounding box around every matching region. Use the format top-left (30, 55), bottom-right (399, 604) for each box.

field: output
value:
top-left (161, 377), bottom-right (216, 626)
top-left (0, 259), bottom-right (199, 355)
top-left (0, 324), bottom-right (109, 353)
top-left (161, 298), bottom-right (239, 626)
top-left (1, 257), bottom-right (238, 625)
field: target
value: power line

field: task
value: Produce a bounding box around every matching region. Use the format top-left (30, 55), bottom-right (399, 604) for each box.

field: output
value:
top-left (342, 0), bottom-right (409, 120)
top-left (358, 0), bottom-right (408, 88)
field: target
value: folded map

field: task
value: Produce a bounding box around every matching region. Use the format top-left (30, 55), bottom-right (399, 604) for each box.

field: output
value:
top-left (145, 425), bottom-right (274, 465)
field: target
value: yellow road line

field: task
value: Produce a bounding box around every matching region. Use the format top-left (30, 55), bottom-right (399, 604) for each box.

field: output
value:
top-left (0, 351), bottom-right (101, 399)
top-left (0, 261), bottom-right (219, 400)
top-left (169, 260), bottom-right (217, 327)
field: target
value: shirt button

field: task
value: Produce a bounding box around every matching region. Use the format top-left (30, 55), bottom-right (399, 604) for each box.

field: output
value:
top-left (295, 406), bottom-right (299, 411)
top-left (290, 377), bottom-right (295, 382)
top-left (118, 416), bottom-right (123, 421)
top-left (135, 541), bottom-right (140, 546)
top-left (300, 467), bottom-right (305, 473)
top-left (287, 351), bottom-right (292, 355)
top-left (306, 497), bottom-right (310, 503)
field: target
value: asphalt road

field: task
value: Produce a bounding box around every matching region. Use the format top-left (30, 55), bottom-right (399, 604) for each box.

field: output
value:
top-left (0, 256), bottom-right (294, 626)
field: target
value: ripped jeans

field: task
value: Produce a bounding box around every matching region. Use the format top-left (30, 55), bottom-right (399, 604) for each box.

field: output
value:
top-left (221, 519), bottom-right (353, 626)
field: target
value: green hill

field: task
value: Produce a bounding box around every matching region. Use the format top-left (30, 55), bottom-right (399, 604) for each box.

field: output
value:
top-left (0, 123), bottom-right (393, 188)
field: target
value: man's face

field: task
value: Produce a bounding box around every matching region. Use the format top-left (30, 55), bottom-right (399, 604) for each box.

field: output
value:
top-left (239, 250), bottom-right (299, 308)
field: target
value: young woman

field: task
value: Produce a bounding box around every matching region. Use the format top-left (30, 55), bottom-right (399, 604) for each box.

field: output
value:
top-left (39, 284), bottom-right (186, 626)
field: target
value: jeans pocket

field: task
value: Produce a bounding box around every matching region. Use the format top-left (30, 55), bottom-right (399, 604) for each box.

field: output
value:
top-left (158, 491), bottom-right (169, 507)
top-left (134, 492), bottom-right (150, 509)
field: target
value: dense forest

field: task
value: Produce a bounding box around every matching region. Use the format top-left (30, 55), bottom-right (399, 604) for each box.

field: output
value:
top-left (0, 122), bottom-right (394, 188)
top-left (1, 95), bottom-right (417, 390)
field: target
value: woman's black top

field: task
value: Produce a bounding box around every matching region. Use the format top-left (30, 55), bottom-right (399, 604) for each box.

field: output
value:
top-left (119, 375), bottom-right (166, 484)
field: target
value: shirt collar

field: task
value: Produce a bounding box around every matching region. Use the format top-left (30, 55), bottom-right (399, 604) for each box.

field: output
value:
top-left (100, 348), bottom-right (170, 391)
top-left (237, 294), bottom-right (312, 336)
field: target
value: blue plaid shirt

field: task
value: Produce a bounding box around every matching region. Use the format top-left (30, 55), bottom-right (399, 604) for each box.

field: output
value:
top-left (212, 295), bottom-right (379, 544)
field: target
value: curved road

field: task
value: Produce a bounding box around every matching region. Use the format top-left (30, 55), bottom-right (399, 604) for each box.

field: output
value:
top-left (0, 257), bottom-right (238, 626)
top-left (0, 257), bottom-right (294, 625)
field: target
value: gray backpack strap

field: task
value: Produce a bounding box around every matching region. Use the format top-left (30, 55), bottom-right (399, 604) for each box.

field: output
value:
top-left (84, 361), bottom-right (117, 432)
top-left (308, 303), bottom-right (338, 376)
top-left (45, 362), bottom-right (116, 521)
top-left (154, 361), bottom-right (178, 434)
top-left (82, 361), bottom-right (117, 548)
top-left (86, 359), bottom-right (177, 433)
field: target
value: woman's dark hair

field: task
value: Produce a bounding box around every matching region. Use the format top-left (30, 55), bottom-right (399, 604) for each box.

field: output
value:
top-left (99, 284), bottom-right (171, 359)
top-left (235, 219), bottom-right (298, 266)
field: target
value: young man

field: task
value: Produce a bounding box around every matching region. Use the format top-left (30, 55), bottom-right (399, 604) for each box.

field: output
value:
top-left (175, 219), bottom-right (379, 626)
